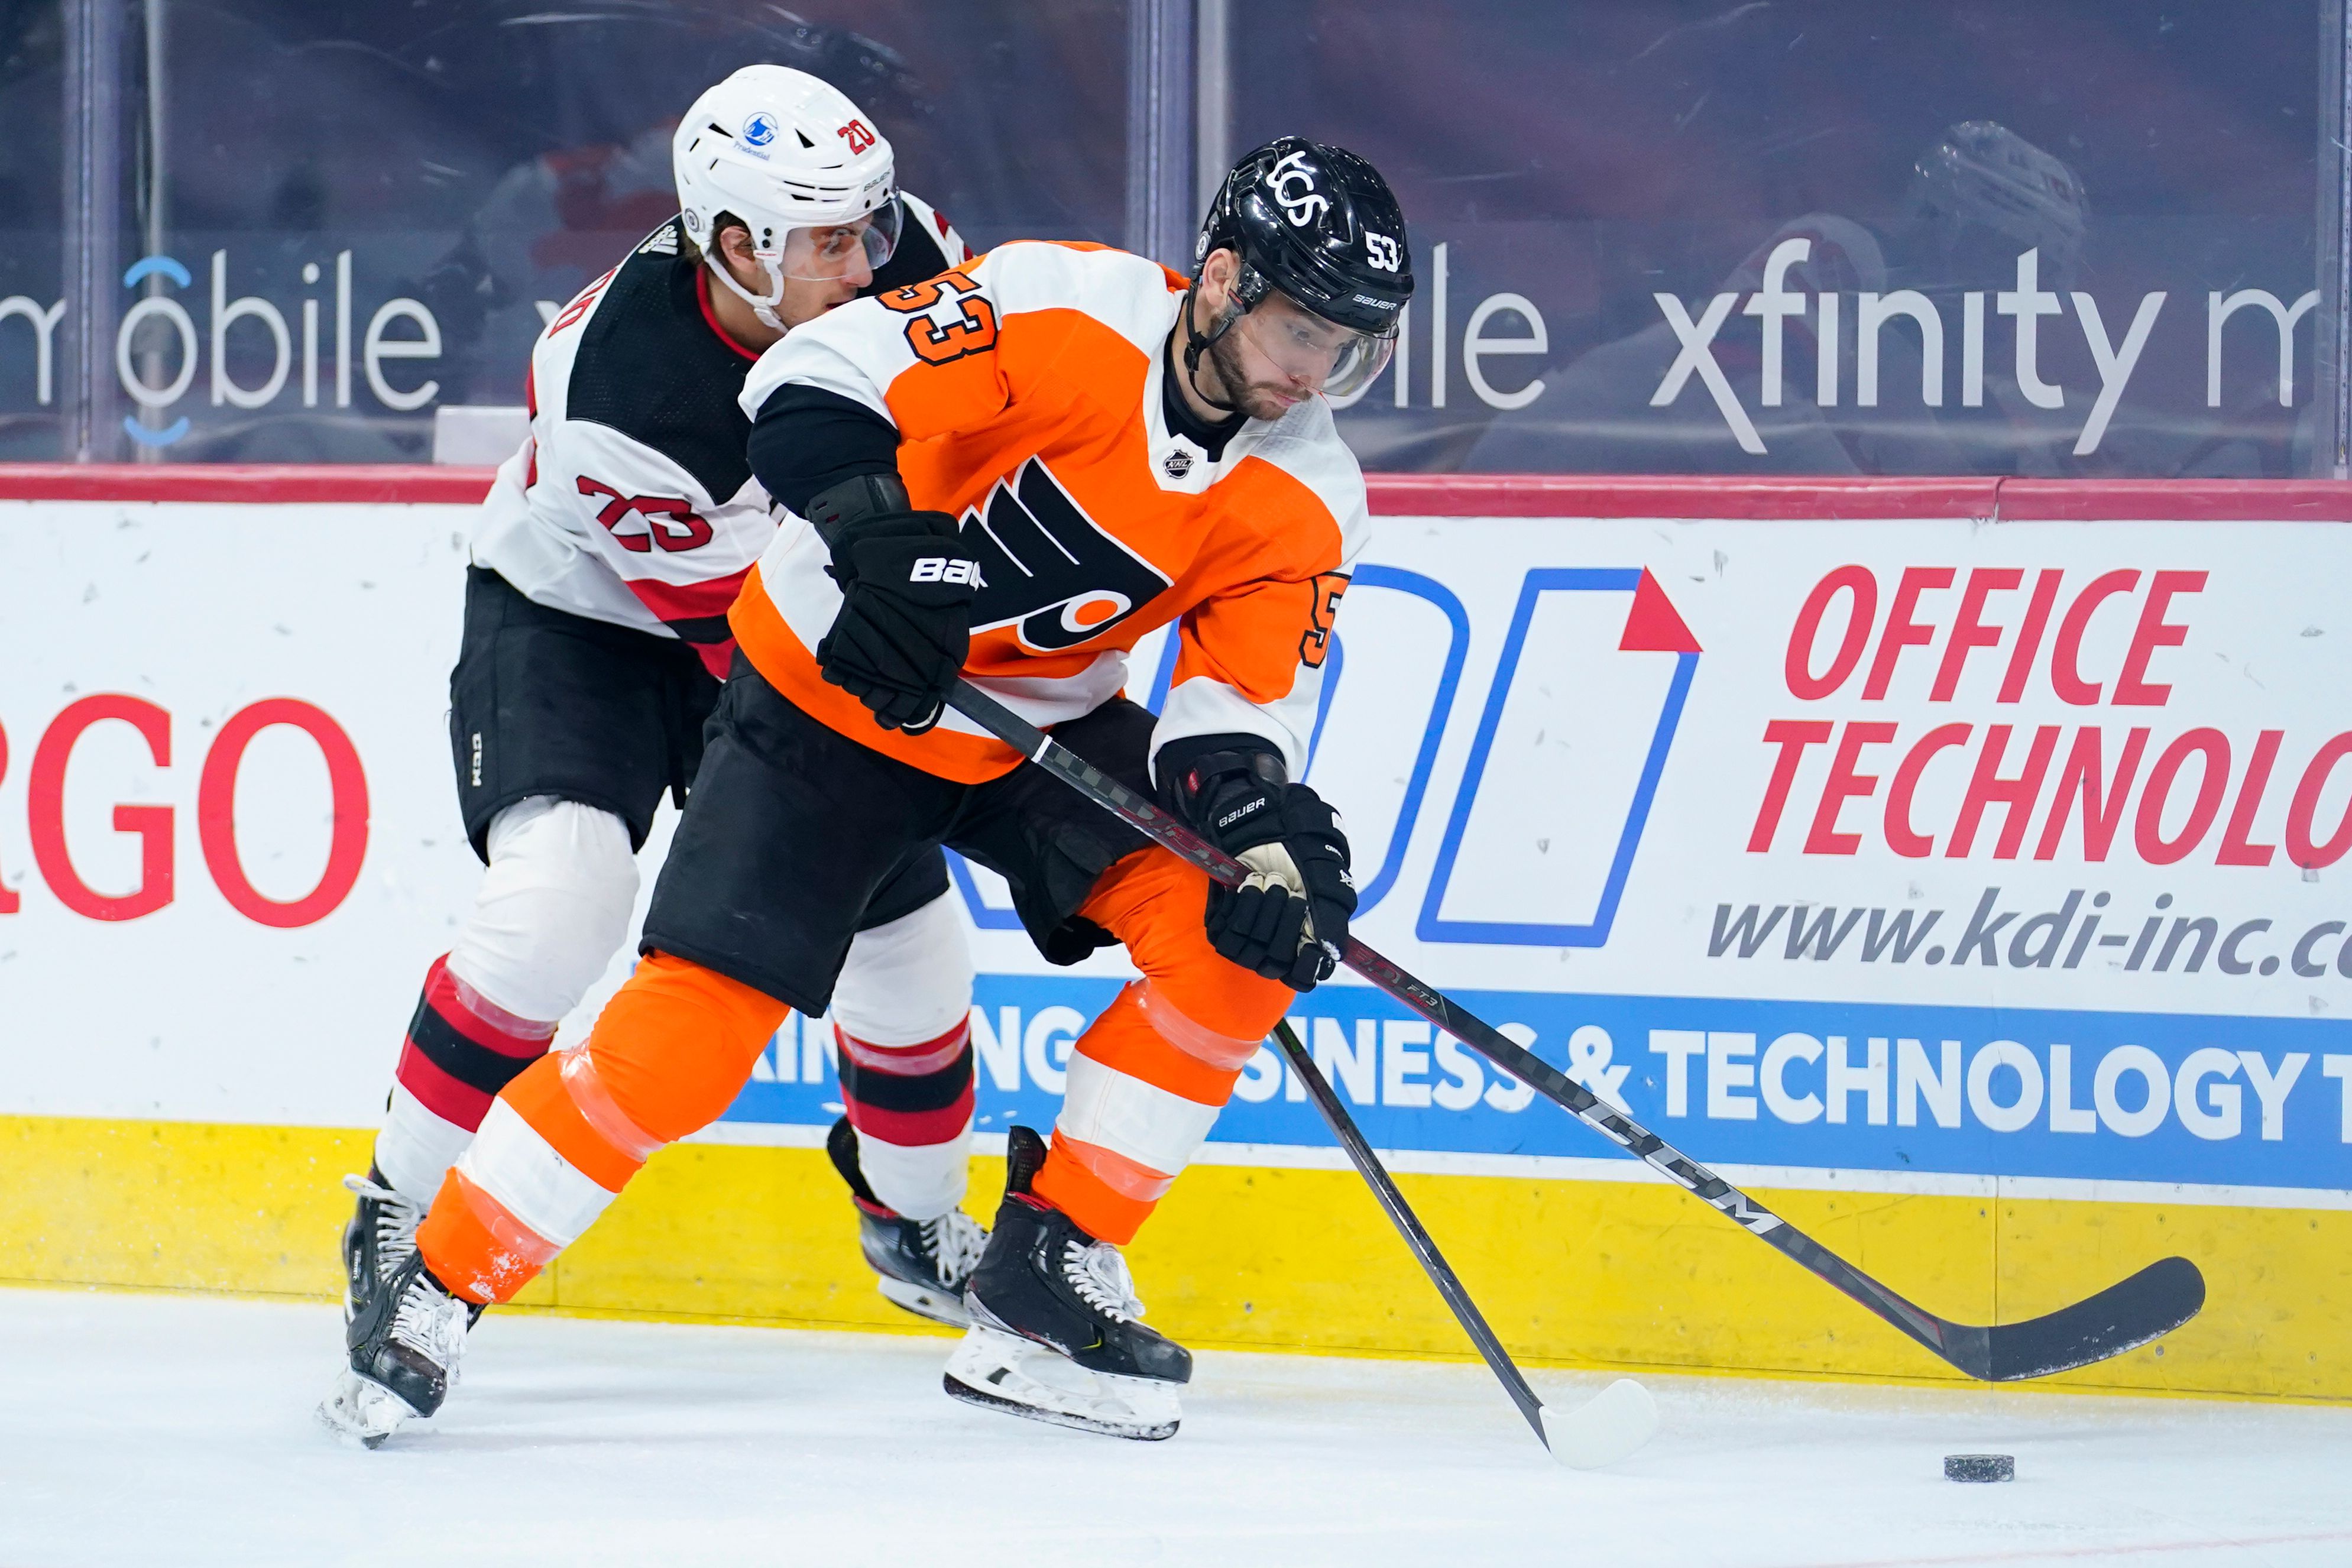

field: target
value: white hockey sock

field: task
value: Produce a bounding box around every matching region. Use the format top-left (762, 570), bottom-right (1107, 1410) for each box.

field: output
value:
top-left (830, 890), bottom-right (977, 1221)
top-left (373, 797), bottom-right (638, 1206)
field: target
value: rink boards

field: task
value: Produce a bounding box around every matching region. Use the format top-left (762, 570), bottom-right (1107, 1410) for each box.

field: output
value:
top-left (1, 469), bottom-right (2348, 1401)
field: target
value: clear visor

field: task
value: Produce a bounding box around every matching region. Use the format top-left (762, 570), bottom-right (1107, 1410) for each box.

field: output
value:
top-left (1230, 288), bottom-right (1397, 401)
top-left (766, 198), bottom-right (902, 282)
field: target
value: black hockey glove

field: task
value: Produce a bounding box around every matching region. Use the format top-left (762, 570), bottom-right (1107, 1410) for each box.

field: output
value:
top-left (1158, 736), bottom-right (1355, 992)
top-left (815, 509), bottom-right (983, 733)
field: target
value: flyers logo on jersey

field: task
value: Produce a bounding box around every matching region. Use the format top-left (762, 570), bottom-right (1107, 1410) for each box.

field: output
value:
top-left (960, 459), bottom-right (1169, 652)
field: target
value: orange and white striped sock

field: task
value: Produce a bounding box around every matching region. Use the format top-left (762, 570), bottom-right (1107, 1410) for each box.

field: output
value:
top-left (415, 951), bottom-right (787, 1304)
top-left (1030, 854), bottom-right (1290, 1245)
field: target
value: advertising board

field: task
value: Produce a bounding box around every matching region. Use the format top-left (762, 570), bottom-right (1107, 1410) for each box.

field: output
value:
top-left (4, 469), bottom-right (2347, 1396)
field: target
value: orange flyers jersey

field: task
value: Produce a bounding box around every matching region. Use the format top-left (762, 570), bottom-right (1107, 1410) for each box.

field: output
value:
top-left (731, 239), bottom-right (1369, 785)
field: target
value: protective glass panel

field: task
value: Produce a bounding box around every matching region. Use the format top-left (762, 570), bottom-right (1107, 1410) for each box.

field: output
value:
top-left (46, 0), bottom-right (1126, 462)
top-left (0, 4), bottom-right (66, 459)
top-left (1228, 0), bottom-right (2333, 477)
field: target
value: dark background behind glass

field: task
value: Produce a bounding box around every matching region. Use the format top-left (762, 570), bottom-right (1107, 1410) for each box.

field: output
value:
top-left (1, 3), bottom-right (65, 459)
top-left (1234, 0), bottom-right (2327, 477)
top-left (74, 0), bottom-right (1128, 461)
top-left (3, 0), bottom-right (2340, 475)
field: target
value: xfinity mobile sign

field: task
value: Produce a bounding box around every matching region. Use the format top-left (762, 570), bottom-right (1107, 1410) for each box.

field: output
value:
top-left (0, 235), bottom-right (2319, 465)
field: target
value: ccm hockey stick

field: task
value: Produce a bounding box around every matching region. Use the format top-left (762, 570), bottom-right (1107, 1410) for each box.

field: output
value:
top-left (947, 678), bottom-right (2207, 1382)
top-left (1270, 1018), bottom-right (1657, 1468)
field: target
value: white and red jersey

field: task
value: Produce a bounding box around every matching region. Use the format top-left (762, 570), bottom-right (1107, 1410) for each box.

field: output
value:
top-left (734, 240), bottom-right (1369, 782)
top-left (469, 193), bottom-right (968, 677)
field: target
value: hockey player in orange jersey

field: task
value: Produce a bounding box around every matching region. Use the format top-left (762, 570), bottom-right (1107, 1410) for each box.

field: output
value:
top-left (355, 138), bottom-right (1414, 1442)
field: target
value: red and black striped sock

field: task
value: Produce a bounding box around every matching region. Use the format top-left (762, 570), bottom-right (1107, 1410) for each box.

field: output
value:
top-left (394, 954), bottom-right (559, 1134)
top-left (835, 1018), bottom-right (974, 1217)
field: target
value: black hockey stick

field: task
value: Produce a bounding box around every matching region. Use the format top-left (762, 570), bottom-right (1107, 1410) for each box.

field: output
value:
top-left (947, 678), bottom-right (2207, 1382)
top-left (1269, 1018), bottom-right (1656, 1467)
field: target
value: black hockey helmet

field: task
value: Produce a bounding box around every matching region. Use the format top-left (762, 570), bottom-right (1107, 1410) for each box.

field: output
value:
top-left (1185, 137), bottom-right (1413, 402)
top-left (1198, 137), bottom-right (1414, 331)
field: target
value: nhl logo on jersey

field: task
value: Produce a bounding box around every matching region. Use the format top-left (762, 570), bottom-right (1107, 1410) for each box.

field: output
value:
top-left (960, 459), bottom-right (1169, 652)
top-left (1162, 449), bottom-right (1195, 480)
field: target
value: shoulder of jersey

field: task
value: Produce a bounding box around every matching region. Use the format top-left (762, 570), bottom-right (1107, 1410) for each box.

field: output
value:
top-left (1241, 394), bottom-right (1370, 555)
top-left (971, 241), bottom-right (1187, 355)
top-left (553, 216), bottom-right (756, 506)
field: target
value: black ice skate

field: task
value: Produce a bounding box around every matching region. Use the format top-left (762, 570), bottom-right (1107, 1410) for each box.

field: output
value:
top-left (827, 1116), bottom-right (986, 1328)
top-left (339, 1168), bottom-right (423, 1325)
top-left (317, 1252), bottom-right (475, 1448)
top-left (943, 1126), bottom-right (1190, 1441)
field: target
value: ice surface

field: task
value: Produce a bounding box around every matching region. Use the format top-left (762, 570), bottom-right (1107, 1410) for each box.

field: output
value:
top-left (4, 1287), bottom-right (2348, 1567)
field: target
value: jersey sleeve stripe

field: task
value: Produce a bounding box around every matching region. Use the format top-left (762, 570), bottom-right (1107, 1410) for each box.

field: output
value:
top-left (743, 331), bottom-right (899, 429)
top-left (624, 568), bottom-right (747, 626)
top-left (1152, 669), bottom-right (1326, 782)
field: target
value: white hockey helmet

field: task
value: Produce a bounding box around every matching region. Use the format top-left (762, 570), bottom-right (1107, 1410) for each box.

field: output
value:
top-left (673, 64), bottom-right (902, 330)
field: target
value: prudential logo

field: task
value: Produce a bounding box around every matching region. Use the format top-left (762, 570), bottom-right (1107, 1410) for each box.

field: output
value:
top-left (115, 251), bottom-right (443, 446)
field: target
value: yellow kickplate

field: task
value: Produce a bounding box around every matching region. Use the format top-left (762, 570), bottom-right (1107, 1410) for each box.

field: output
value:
top-left (2, 1115), bottom-right (2342, 1401)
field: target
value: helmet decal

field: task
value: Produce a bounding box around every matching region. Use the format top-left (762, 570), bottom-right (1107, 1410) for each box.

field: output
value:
top-left (1266, 150), bottom-right (1330, 228)
top-left (740, 111), bottom-right (779, 155)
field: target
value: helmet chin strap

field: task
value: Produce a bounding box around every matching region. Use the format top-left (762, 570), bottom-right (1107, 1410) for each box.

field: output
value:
top-left (1178, 278), bottom-right (1244, 414)
top-left (705, 248), bottom-right (791, 335)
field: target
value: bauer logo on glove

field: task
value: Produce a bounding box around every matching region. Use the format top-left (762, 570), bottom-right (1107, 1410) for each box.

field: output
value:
top-left (1157, 736), bottom-right (1357, 993)
top-left (908, 556), bottom-right (984, 587)
top-left (812, 499), bottom-right (984, 734)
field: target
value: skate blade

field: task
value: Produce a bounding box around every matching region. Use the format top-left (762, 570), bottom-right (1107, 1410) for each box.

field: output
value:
top-left (1540, 1377), bottom-right (1658, 1470)
top-left (942, 1326), bottom-right (1180, 1441)
top-left (315, 1367), bottom-right (425, 1450)
top-left (878, 1274), bottom-right (971, 1330)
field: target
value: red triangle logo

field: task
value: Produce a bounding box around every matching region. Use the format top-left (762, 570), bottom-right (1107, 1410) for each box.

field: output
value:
top-left (1619, 569), bottom-right (1702, 653)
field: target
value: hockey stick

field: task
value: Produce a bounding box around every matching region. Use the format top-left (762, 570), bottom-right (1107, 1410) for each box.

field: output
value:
top-left (947, 678), bottom-right (2207, 1382)
top-left (1269, 1018), bottom-right (1657, 1468)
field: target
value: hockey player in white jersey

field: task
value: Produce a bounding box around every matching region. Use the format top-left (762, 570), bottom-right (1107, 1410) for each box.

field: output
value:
top-left (325, 65), bottom-right (986, 1445)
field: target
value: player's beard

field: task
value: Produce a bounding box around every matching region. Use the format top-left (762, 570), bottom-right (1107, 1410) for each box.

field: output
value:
top-left (1204, 326), bottom-right (1310, 421)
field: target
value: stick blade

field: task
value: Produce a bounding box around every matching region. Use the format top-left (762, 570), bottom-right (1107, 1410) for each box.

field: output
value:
top-left (1965, 1255), bottom-right (2207, 1381)
top-left (1540, 1377), bottom-right (1658, 1470)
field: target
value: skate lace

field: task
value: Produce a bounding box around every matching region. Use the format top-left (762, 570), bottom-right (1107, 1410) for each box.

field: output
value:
top-left (921, 1210), bottom-right (988, 1288)
top-left (342, 1172), bottom-right (423, 1280)
top-left (390, 1269), bottom-right (468, 1368)
top-left (1061, 1239), bottom-right (1145, 1323)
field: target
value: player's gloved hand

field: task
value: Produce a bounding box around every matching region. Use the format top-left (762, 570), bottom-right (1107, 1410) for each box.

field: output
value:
top-left (816, 509), bottom-right (983, 734)
top-left (1158, 737), bottom-right (1355, 992)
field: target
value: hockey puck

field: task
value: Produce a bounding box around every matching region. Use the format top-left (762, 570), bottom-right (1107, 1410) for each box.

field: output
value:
top-left (1943, 1453), bottom-right (2014, 1483)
